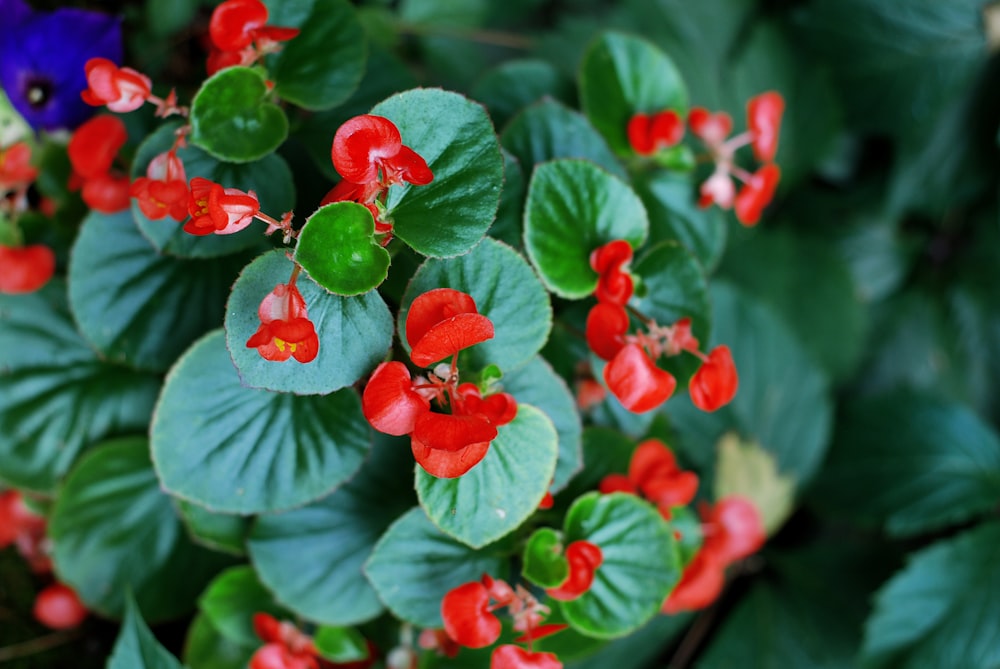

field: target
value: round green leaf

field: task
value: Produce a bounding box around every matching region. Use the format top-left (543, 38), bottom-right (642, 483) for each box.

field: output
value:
top-left (151, 330), bottom-right (371, 514)
top-left (131, 122), bottom-right (293, 259)
top-left (184, 613), bottom-right (255, 669)
top-left (371, 88), bottom-right (504, 257)
top-left (524, 159), bottom-right (648, 299)
top-left (247, 433), bottom-right (416, 626)
top-left (190, 66), bottom-right (289, 163)
top-left (49, 438), bottom-right (232, 621)
top-left (363, 507), bottom-right (509, 628)
top-left (226, 249), bottom-right (392, 394)
top-left (560, 492), bottom-right (680, 639)
top-left (69, 210), bottom-right (244, 372)
top-left (264, 0), bottom-right (366, 111)
top-left (199, 566), bottom-right (285, 647)
top-left (579, 31), bottom-right (688, 156)
top-left (294, 203), bottom-right (390, 296)
top-left (400, 238), bottom-right (552, 372)
top-left (0, 282), bottom-right (160, 492)
top-left (177, 500), bottom-right (250, 556)
top-left (631, 241), bottom-right (711, 385)
top-left (501, 98), bottom-right (626, 180)
top-left (522, 527), bottom-right (569, 588)
top-left (501, 356), bottom-right (583, 492)
top-left (416, 404), bottom-right (558, 549)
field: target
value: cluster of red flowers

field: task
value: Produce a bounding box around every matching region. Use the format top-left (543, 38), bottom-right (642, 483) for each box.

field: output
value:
top-left (249, 613), bottom-right (376, 669)
top-left (67, 114), bottom-right (130, 214)
top-left (584, 240), bottom-right (738, 413)
top-left (627, 91), bottom-right (785, 226)
top-left (0, 141), bottom-right (55, 294)
top-left (322, 114), bottom-right (434, 243)
top-left (599, 438), bottom-right (698, 520)
top-left (362, 289), bottom-right (516, 478)
top-left (207, 0), bottom-right (300, 75)
top-left (246, 275), bottom-right (320, 364)
top-left (132, 147), bottom-right (189, 222)
top-left (441, 574), bottom-right (566, 669)
top-left (0, 490), bottom-right (88, 630)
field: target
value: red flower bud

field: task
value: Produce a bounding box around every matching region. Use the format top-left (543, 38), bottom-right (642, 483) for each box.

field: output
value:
top-left (246, 282), bottom-right (319, 363)
top-left (585, 302), bottom-right (629, 361)
top-left (81, 57), bottom-right (151, 113)
top-left (627, 110), bottom-right (684, 155)
top-left (68, 114), bottom-right (127, 179)
top-left (33, 583), bottom-right (87, 630)
top-left (442, 581), bottom-right (502, 648)
top-left (604, 343), bottom-right (676, 413)
top-left (747, 91), bottom-right (785, 163)
top-left (689, 345), bottom-right (738, 412)
top-left (0, 244), bottom-right (55, 294)
top-left (491, 645), bottom-right (562, 669)
top-left (733, 164), bottom-right (780, 227)
top-left (546, 540), bottom-right (603, 601)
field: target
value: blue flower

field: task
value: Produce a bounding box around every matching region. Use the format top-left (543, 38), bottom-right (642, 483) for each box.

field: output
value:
top-left (0, 0), bottom-right (122, 132)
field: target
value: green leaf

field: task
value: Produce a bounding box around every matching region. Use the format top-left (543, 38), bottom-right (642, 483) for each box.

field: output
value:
top-left (862, 522), bottom-right (1000, 669)
top-left (501, 99), bottom-right (626, 180)
top-left (226, 249), bottom-right (393, 394)
top-left (631, 240), bottom-right (711, 385)
top-left (632, 170), bottom-right (726, 272)
top-left (363, 507), bottom-right (509, 628)
top-left (68, 210), bottom-right (244, 372)
top-left (523, 527), bottom-right (569, 588)
top-left (108, 595), bottom-right (185, 669)
top-left (151, 330), bottom-right (371, 514)
top-left (190, 67), bottom-right (289, 163)
top-left (488, 148), bottom-right (526, 248)
top-left (500, 356), bottom-right (583, 492)
top-left (0, 282), bottom-right (160, 492)
top-left (578, 31), bottom-right (688, 156)
top-left (131, 122), bottom-right (293, 259)
top-left (49, 438), bottom-right (231, 621)
top-left (810, 392), bottom-right (1000, 537)
top-left (471, 59), bottom-right (575, 130)
top-left (400, 238), bottom-right (552, 372)
top-left (264, 0), bottom-right (367, 111)
top-left (371, 89), bottom-right (504, 257)
top-left (246, 433), bottom-right (415, 626)
top-left (560, 492), bottom-right (680, 639)
top-left (199, 566), bottom-right (284, 647)
top-left (555, 614), bottom-right (691, 669)
top-left (416, 405), bottom-right (558, 548)
top-left (184, 614), bottom-right (255, 669)
top-left (669, 505), bottom-right (703, 567)
top-left (524, 159), bottom-right (648, 299)
top-left (294, 203), bottom-right (390, 296)
top-left (176, 500), bottom-right (250, 557)
top-left (314, 626), bottom-right (369, 663)
top-left (714, 433), bottom-right (795, 536)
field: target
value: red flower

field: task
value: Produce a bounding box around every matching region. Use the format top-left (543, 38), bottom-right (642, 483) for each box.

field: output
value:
top-left (362, 362), bottom-right (431, 436)
top-left (599, 439), bottom-right (697, 519)
top-left (661, 549), bottom-right (726, 615)
top-left (418, 629), bottom-right (461, 658)
top-left (184, 176), bottom-right (260, 236)
top-left (0, 142), bottom-right (38, 191)
top-left (130, 150), bottom-right (188, 221)
top-left (441, 581), bottom-right (503, 649)
top-left (0, 490), bottom-right (47, 549)
top-left (81, 173), bottom-right (131, 213)
top-left (546, 541), bottom-right (603, 601)
top-left (0, 244), bottom-right (56, 294)
top-left (68, 114), bottom-right (127, 179)
top-left (210, 0), bottom-right (300, 53)
top-left (701, 496), bottom-right (765, 565)
top-left (491, 645), bottom-right (562, 669)
top-left (80, 57), bottom-right (151, 113)
top-left (747, 92), bottom-right (785, 163)
top-left (689, 345), bottom-right (738, 412)
top-left (733, 163), bottom-right (780, 227)
top-left (585, 302), bottom-right (629, 361)
top-left (687, 108), bottom-right (732, 148)
top-left (589, 239), bottom-right (634, 306)
top-left (33, 583), bottom-right (87, 630)
top-left (405, 288), bottom-right (495, 367)
top-left (627, 110), bottom-right (684, 156)
top-left (603, 343), bottom-right (676, 413)
top-left (331, 115), bottom-right (433, 190)
top-left (250, 614), bottom-right (319, 669)
top-left (246, 281), bottom-right (319, 363)
top-left (697, 167), bottom-right (735, 210)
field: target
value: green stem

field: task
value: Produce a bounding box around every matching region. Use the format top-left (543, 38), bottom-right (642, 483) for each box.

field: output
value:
top-left (0, 630), bottom-right (81, 662)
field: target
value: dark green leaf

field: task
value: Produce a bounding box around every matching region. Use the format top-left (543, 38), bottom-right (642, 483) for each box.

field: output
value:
top-left (488, 149), bottom-right (526, 248)
top-left (417, 405), bottom-right (558, 548)
top-left (198, 566), bottom-right (284, 647)
top-left (190, 67), bottom-right (289, 163)
top-left (524, 159), bottom-right (648, 299)
top-left (364, 507), bottom-right (509, 627)
top-left (108, 595), bottom-right (185, 669)
top-left (558, 428), bottom-right (635, 504)
top-left (264, 0), bottom-right (367, 111)
top-left (400, 238), bottom-right (552, 372)
top-left (247, 433), bottom-right (415, 626)
top-left (523, 527), bottom-right (569, 588)
top-left (49, 438), bottom-right (231, 621)
top-left (183, 614), bottom-right (255, 669)
top-left (226, 249), bottom-right (393, 394)
top-left (151, 330), bottom-right (371, 514)
top-left (372, 89), bottom-right (504, 258)
top-left (471, 59), bottom-right (575, 130)
top-left (176, 500), bottom-right (250, 557)
top-left (294, 203), bottom-right (390, 296)
top-left (0, 282), bottom-right (160, 492)
top-left (559, 614), bottom-right (691, 669)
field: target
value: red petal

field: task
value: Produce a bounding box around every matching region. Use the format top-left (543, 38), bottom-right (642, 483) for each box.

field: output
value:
top-left (362, 362), bottom-right (429, 436)
top-left (598, 474), bottom-right (635, 495)
top-left (513, 623), bottom-right (569, 643)
top-left (412, 412), bottom-right (497, 452)
top-left (687, 108), bottom-right (732, 147)
top-left (441, 582), bottom-right (502, 648)
top-left (627, 113), bottom-right (654, 155)
top-left (546, 540), bottom-right (603, 601)
top-left (390, 145), bottom-right (434, 185)
top-left (589, 239), bottom-right (633, 275)
top-left (68, 115), bottom-right (127, 179)
top-left (650, 110), bottom-right (685, 148)
top-left (82, 174), bottom-right (131, 213)
top-left (462, 390), bottom-right (518, 427)
top-left (0, 245), bottom-right (55, 294)
top-left (645, 470), bottom-right (699, 510)
top-left (585, 303), bottom-right (630, 361)
top-left (490, 644), bottom-right (562, 669)
top-left (604, 344), bottom-right (676, 413)
top-left (410, 313), bottom-right (495, 367)
top-left (689, 345), bottom-right (738, 412)
top-left (629, 439), bottom-right (678, 488)
top-left (701, 496), bottom-right (765, 565)
top-left (252, 613), bottom-right (282, 644)
top-left (331, 115), bottom-right (402, 185)
top-left (734, 164), bottom-right (780, 227)
top-left (412, 438), bottom-right (490, 478)
top-left (210, 0), bottom-right (268, 51)
top-left (661, 549), bottom-right (726, 614)
top-left (32, 583), bottom-right (87, 630)
top-left (747, 91), bottom-right (785, 163)
top-left (405, 288), bottom-right (480, 349)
